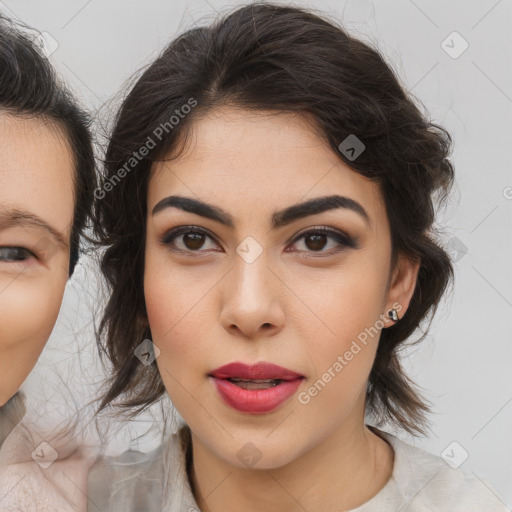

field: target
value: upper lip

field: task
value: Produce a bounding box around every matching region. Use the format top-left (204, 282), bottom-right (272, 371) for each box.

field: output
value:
top-left (209, 361), bottom-right (304, 380)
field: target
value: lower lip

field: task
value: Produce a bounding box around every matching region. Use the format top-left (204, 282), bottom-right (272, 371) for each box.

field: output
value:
top-left (210, 377), bottom-right (303, 413)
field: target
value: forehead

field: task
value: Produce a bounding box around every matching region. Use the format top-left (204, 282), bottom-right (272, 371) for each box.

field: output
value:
top-left (148, 108), bottom-right (385, 222)
top-left (0, 114), bottom-right (75, 232)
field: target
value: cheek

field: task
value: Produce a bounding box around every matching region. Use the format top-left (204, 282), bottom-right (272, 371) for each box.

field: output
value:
top-left (0, 276), bottom-right (66, 346)
top-left (292, 255), bottom-right (388, 404)
top-left (294, 252), bottom-right (389, 346)
top-left (144, 240), bottom-right (222, 343)
top-left (145, 274), bottom-right (200, 414)
top-left (144, 251), bottom-right (208, 365)
top-left (0, 275), bottom-right (67, 396)
top-left (144, 249), bottom-right (223, 414)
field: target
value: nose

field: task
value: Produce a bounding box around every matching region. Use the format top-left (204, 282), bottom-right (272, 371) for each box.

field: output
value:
top-left (219, 253), bottom-right (285, 340)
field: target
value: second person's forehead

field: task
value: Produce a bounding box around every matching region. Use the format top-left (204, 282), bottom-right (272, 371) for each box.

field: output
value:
top-left (149, 109), bottom-right (356, 190)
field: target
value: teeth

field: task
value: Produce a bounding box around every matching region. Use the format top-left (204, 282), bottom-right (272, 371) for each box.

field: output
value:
top-left (227, 378), bottom-right (281, 390)
top-left (229, 378), bottom-right (277, 383)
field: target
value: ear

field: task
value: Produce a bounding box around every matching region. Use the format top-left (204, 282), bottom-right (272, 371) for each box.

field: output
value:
top-left (384, 252), bottom-right (420, 322)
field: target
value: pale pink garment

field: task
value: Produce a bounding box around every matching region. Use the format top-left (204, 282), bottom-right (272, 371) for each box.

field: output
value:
top-left (0, 394), bottom-right (96, 512)
top-left (87, 424), bottom-right (511, 511)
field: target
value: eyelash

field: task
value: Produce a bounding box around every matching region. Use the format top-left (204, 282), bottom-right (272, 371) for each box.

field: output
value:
top-left (0, 247), bottom-right (36, 263)
top-left (159, 225), bottom-right (358, 257)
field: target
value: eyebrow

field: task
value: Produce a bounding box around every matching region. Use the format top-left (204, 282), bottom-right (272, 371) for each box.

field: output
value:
top-left (0, 208), bottom-right (69, 249)
top-left (152, 194), bottom-right (370, 229)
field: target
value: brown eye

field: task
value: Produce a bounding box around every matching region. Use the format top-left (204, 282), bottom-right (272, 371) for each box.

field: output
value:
top-left (182, 232), bottom-right (207, 250)
top-left (288, 227), bottom-right (358, 255)
top-left (304, 234), bottom-right (329, 251)
top-left (161, 226), bottom-right (220, 254)
top-left (160, 225), bottom-right (358, 257)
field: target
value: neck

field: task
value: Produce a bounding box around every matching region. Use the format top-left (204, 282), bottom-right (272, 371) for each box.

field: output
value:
top-left (0, 392), bottom-right (26, 448)
top-left (188, 411), bottom-right (393, 512)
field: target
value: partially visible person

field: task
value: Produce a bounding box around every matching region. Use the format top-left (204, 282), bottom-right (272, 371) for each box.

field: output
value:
top-left (0, 13), bottom-right (94, 422)
top-left (0, 14), bottom-right (96, 511)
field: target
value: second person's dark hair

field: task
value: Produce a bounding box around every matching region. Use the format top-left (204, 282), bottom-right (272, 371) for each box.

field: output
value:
top-left (94, 2), bottom-right (454, 436)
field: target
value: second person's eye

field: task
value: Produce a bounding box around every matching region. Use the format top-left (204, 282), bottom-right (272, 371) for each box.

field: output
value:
top-left (286, 227), bottom-right (358, 255)
top-left (160, 225), bottom-right (357, 257)
top-left (161, 226), bottom-right (221, 255)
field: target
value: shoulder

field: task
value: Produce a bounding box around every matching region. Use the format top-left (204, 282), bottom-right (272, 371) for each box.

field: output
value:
top-left (372, 428), bottom-right (509, 511)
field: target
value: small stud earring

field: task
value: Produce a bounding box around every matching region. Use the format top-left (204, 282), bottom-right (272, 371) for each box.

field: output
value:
top-left (388, 308), bottom-right (399, 322)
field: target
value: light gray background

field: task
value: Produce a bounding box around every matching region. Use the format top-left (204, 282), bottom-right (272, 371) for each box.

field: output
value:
top-left (3, 0), bottom-right (511, 504)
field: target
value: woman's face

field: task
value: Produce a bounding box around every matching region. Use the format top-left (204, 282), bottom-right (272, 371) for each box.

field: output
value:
top-left (0, 114), bottom-right (74, 406)
top-left (144, 108), bottom-right (418, 469)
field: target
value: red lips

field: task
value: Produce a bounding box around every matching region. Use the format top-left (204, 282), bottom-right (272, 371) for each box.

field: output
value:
top-left (209, 361), bottom-right (305, 414)
top-left (209, 361), bottom-right (304, 380)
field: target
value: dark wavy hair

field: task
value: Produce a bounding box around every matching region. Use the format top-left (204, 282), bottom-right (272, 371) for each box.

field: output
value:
top-left (93, 2), bottom-right (454, 436)
top-left (0, 15), bottom-right (95, 275)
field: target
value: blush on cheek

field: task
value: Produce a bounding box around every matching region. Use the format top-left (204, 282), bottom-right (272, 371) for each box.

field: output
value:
top-left (0, 281), bottom-right (64, 404)
top-left (144, 267), bottom-right (208, 348)
top-left (0, 280), bottom-right (64, 349)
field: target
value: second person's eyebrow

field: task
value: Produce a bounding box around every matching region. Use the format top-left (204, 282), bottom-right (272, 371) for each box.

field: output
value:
top-left (152, 194), bottom-right (370, 229)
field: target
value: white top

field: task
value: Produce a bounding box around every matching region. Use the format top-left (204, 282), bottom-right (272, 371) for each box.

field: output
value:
top-left (87, 424), bottom-right (510, 511)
